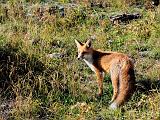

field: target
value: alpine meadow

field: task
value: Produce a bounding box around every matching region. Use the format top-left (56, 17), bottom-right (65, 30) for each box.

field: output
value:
top-left (0, 0), bottom-right (160, 120)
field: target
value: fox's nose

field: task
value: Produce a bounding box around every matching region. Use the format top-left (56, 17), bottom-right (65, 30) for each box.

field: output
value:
top-left (77, 57), bottom-right (80, 60)
top-left (77, 56), bottom-right (83, 60)
top-left (77, 53), bottom-right (83, 60)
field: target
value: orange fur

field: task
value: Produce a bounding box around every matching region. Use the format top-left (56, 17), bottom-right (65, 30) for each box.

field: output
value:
top-left (75, 39), bottom-right (135, 109)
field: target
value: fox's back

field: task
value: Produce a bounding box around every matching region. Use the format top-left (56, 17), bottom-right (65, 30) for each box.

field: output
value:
top-left (93, 51), bottom-right (134, 73)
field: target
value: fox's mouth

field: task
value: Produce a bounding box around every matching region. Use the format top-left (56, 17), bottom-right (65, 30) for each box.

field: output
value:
top-left (77, 57), bottom-right (83, 60)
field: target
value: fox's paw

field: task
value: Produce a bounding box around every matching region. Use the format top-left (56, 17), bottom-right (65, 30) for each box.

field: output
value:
top-left (109, 102), bottom-right (118, 110)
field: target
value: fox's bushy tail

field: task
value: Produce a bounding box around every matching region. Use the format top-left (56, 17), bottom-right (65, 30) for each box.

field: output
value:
top-left (110, 60), bottom-right (135, 109)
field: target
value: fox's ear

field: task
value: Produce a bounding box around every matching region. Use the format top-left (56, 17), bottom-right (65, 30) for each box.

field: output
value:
top-left (75, 40), bottom-right (83, 48)
top-left (85, 39), bottom-right (92, 48)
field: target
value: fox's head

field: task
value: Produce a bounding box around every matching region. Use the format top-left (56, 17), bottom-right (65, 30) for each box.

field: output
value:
top-left (75, 39), bottom-right (93, 61)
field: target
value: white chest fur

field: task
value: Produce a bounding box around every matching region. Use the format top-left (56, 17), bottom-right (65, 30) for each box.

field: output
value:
top-left (83, 59), bottom-right (95, 72)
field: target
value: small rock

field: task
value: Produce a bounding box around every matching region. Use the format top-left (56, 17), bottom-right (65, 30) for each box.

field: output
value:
top-left (110, 13), bottom-right (142, 24)
top-left (90, 35), bottom-right (96, 40)
top-left (139, 51), bottom-right (150, 57)
top-left (108, 39), bottom-right (113, 43)
top-left (96, 115), bottom-right (104, 120)
top-left (46, 53), bottom-right (64, 58)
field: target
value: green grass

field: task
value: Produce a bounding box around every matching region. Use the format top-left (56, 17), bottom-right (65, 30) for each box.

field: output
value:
top-left (0, 0), bottom-right (160, 119)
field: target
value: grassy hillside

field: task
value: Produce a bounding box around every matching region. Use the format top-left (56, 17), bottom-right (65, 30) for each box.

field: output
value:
top-left (0, 0), bottom-right (160, 119)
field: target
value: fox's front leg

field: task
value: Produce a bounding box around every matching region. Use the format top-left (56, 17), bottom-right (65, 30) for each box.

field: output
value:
top-left (95, 70), bottom-right (104, 97)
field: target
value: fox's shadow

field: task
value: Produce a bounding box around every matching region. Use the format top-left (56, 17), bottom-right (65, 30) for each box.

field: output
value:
top-left (135, 74), bottom-right (160, 93)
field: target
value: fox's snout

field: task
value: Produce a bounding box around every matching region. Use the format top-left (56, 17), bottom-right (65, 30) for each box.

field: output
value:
top-left (77, 57), bottom-right (81, 60)
top-left (77, 53), bottom-right (83, 60)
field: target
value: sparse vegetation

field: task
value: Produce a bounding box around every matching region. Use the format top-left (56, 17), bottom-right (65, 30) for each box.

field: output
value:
top-left (0, 0), bottom-right (160, 119)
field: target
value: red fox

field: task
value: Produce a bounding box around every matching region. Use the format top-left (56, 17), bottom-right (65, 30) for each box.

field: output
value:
top-left (75, 39), bottom-right (135, 109)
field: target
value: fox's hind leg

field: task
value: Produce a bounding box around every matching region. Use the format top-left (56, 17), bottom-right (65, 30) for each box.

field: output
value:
top-left (110, 65), bottom-right (119, 103)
